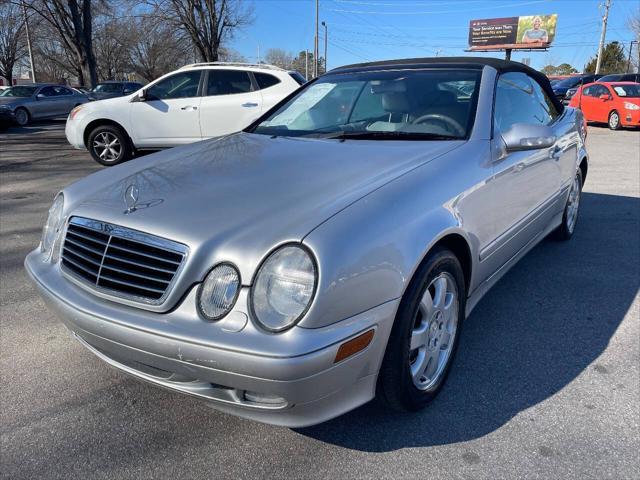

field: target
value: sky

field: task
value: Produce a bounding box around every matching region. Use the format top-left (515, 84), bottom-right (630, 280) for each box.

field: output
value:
top-left (230, 0), bottom-right (639, 72)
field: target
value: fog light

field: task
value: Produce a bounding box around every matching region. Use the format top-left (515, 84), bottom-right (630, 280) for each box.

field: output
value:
top-left (243, 391), bottom-right (287, 406)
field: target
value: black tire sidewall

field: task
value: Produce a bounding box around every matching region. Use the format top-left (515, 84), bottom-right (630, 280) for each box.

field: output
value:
top-left (88, 125), bottom-right (131, 166)
top-left (378, 247), bottom-right (466, 411)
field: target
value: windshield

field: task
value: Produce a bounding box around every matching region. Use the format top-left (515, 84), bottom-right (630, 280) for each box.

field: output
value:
top-left (93, 83), bottom-right (122, 93)
top-left (251, 69), bottom-right (481, 140)
top-left (611, 84), bottom-right (640, 98)
top-left (554, 76), bottom-right (584, 89)
top-left (0, 86), bottom-right (38, 97)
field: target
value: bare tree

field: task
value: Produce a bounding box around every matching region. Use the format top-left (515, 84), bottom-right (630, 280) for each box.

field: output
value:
top-left (264, 48), bottom-right (292, 69)
top-left (94, 17), bottom-right (131, 81)
top-left (0, 2), bottom-right (26, 84)
top-left (20, 0), bottom-right (99, 87)
top-left (149, 0), bottom-right (253, 62)
top-left (127, 16), bottom-right (192, 82)
top-left (628, 6), bottom-right (640, 71)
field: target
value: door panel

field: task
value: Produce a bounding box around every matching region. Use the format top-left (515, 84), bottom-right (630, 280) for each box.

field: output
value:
top-left (130, 70), bottom-right (203, 147)
top-left (30, 87), bottom-right (59, 119)
top-left (199, 69), bottom-right (263, 138)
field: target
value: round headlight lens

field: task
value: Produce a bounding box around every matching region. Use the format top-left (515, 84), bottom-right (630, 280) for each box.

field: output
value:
top-left (198, 264), bottom-right (241, 320)
top-left (252, 245), bottom-right (317, 332)
top-left (41, 194), bottom-right (65, 261)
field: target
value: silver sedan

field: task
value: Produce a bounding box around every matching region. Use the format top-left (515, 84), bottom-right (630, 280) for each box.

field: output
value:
top-left (25, 57), bottom-right (588, 427)
top-left (0, 83), bottom-right (88, 126)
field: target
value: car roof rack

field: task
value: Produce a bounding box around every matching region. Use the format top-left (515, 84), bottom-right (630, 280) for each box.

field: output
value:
top-left (179, 62), bottom-right (285, 71)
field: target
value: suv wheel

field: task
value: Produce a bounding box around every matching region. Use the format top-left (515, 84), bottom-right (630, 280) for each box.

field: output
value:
top-left (378, 247), bottom-right (465, 411)
top-left (88, 125), bottom-right (132, 166)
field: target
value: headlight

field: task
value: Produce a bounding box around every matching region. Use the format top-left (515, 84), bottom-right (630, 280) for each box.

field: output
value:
top-left (197, 263), bottom-right (241, 320)
top-left (251, 245), bottom-right (317, 332)
top-left (69, 105), bottom-right (84, 119)
top-left (41, 194), bottom-right (65, 262)
top-left (624, 102), bottom-right (640, 111)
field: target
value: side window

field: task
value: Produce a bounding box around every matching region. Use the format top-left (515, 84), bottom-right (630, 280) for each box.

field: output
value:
top-left (146, 71), bottom-right (201, 100)
top-left (54, 86), bottom-right (72, 96)
top-left (494, 72), bottom-right (554, 133)
top-left (254, 72), bottom-right (281, 90)
top-left (529, 78), bottom-right (559, 122)
top-left (39, 86), bottom-right (56, 97)
top-left (206, 70), bottom-right (253, 96)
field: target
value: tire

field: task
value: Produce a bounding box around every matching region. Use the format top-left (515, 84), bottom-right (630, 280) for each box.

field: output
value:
top-left (378, 247), bottom-right (466, 412)
top-left (14, 107), bottom-right (30, 126)
top-left (608, 110), bottom-right (621, 130)
top-left (88, 124), bottom-right (132, 166)
top-left (553, 168), bottom-right (583, 241)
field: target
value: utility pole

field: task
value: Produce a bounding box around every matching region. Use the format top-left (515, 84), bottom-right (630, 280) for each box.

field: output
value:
top-left (21, 0), bottom-right (36, 83)
top-left (595, 0), bottom-right (612, 74)
top-left (305, 50), bottom-right (309, 80)
top-left (322, 21), bottom-right (328, 73)
top-left (627, 40), bottom-right (638, 73)
top-left (314, 0), bottom-right (319, 78)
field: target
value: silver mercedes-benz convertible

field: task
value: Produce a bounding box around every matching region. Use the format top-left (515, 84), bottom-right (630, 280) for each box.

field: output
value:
top-left (25, 57), bottom-right (588, 427)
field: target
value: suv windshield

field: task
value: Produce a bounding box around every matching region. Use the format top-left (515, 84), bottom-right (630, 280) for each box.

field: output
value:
top-left (93, 83), bottom-right (122, 93)
top-left (0, 86), bottom-right (38, 97)
top-left (554, 76), bottom-right (585, 89)
top-left (251, 69), bottom-right (481, 140)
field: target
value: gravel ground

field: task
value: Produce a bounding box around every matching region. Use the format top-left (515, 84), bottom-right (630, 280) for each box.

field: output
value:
top-left (1, 121), bottom-right (638, 479)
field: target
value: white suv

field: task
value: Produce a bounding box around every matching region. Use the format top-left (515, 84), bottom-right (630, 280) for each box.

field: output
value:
top-left (65, 63), bottom-right (305, 165)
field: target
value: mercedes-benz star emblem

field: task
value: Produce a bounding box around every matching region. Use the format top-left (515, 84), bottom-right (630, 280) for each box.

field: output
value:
top-left (122, 183), bottom-right (164, 214)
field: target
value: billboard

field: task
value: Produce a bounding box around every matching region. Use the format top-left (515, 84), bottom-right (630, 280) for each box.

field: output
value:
top-left (468, 14), bottom-right (558, 50)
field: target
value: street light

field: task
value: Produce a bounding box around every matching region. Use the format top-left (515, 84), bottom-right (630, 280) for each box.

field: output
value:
top-left (321, 21), bottom-right (328, 73)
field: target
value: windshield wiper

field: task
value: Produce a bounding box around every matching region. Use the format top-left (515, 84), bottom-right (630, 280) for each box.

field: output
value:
top-left (319, 131), bottom-right (460, 141)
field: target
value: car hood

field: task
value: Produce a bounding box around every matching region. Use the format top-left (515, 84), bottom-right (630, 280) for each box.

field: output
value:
top-left (89, 92), bottom-right (120, 100)
top-left (64, 132), bottom-right (462, 289)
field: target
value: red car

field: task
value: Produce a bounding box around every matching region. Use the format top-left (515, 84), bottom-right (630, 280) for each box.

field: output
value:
top-left (569, 81), bottom-right (640, 130)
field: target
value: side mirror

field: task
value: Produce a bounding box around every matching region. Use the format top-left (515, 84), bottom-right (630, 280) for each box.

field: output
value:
top-left (598, 94), bottom-right (611, 101)
top-left (137, 89), bottom-right (147, 101)
top-left (501, 123), bottom-right (556, 152)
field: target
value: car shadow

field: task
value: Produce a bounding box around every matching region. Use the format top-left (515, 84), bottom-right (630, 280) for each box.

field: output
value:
top-left (295, 191), bottom-right (639, 451)
top-left (1, 119), bottom-right (67, 135)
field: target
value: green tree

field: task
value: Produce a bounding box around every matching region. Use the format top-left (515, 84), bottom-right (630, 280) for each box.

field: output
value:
top-left (584, 41), bottom-right (626, 74)
top-left (541, 63), bottom-right (578, 76)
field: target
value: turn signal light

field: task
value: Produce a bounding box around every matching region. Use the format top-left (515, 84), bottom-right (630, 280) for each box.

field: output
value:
top-left (334, 329), bottom-right (375, 363)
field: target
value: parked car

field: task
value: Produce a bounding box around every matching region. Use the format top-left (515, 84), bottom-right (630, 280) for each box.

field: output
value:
top-left (26, 57), bottom-right (588, 427)
top-left (569, 81), bottom-right (640, 129)
top-left (597, 72), bottom-right (640, 83)
top-left (65, 63), bottom-right (303, 165)
top-left (552, 74), bottom-right (602, 103)
top-left (0, 83), bottom-right (88, 126)
top-left (72, 86), bottom-right (92, 95)
top-left (88, 81), bottom-right (144, 101)
top-left (0, 104), bottom-right (16, 129)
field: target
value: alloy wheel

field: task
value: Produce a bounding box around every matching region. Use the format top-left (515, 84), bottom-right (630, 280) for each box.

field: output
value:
top-left (609, 112), bottom-right (619, 129)
top-left (409, 272), bottom-right (459, 391)
top-left (15, 109), bottom-right (28, 126)
top-left (566, 173), bottom-right (581, 234)
top-left (92, 132), bottom-right (122, 163)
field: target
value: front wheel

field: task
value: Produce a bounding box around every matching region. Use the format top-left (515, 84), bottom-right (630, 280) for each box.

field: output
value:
top-left (553, 169), bottom-right (583, 241)
top-left (378, 247), bottom-right (465, 411)
top-left (608, 110), bottom-right (621, 130)
top-left (88, 125), bottom-right (132, 166)
top-left (14, 108), bottom-right (30, 126)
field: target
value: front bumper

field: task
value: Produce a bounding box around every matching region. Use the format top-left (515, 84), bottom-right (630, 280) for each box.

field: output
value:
top-left (25, 250), bottom-right (398, 427)
top-left (65, 116), bottom-right (86, 149)
top-left (621, 109), bottom-right (640, 127)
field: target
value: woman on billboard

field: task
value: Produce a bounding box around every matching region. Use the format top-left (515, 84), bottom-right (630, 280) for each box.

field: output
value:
top-left (522, 16), bottom-right (549, 44)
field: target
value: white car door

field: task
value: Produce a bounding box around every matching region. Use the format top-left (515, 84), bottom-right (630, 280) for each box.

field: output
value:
top-left (129, 70), bottom-right (203, 148)
top-left (199, 69), bottom-right (263, 139)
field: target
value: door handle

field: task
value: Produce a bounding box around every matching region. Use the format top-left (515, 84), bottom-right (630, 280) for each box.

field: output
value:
top-left (550, 146), bottom-right (562, 161)
top-left (241, 102), bottom-right (258, 108)
top-left (514, 162), bottom-right (525, 172)
top-left (180, 105), bottom-right (198, 110)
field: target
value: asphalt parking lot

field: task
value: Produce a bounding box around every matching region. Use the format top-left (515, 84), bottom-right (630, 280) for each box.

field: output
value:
top-left (1, 121), bottom-right (638, 479)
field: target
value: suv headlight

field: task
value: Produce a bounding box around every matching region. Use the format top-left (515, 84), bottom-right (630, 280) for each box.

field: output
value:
top-left (251, 245), bottom-right (317, 332)
top-left (41, 194), bottom-right (65, 262)
top-left (624, 102), bottom-right (639, 111)
top-left (197, 263), bottom-right (241, 320)
top-left (69, 105), bottom-right (84, 119)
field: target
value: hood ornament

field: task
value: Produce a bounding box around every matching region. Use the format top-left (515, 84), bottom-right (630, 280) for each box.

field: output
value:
top-left (123, 183), bottom-right (163, 215)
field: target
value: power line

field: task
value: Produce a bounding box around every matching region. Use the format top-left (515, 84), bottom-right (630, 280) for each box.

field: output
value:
top-left (329, 0), bottom-right (550, 16)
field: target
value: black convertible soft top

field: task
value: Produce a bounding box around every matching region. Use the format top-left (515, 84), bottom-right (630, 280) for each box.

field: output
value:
top-left (331, 56), bottom-right (564, 114)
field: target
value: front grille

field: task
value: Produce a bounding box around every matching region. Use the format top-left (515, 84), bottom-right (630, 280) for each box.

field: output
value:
top-left (61, 217), bottom-right (187, 304)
